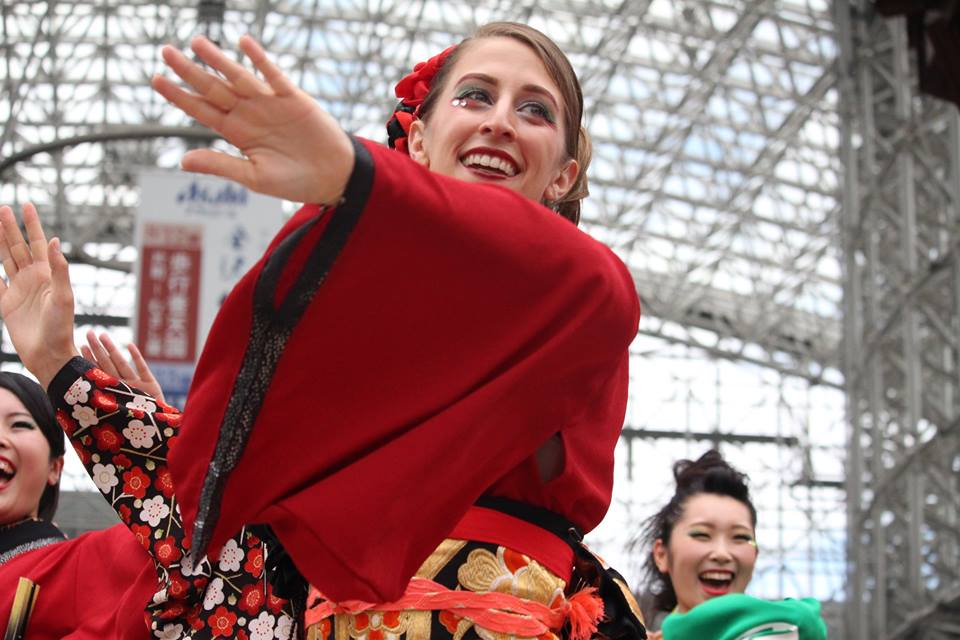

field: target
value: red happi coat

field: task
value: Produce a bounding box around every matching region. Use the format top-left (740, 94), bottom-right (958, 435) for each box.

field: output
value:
top-left (170, 137), bottom-right (641, 603)
top-left (1, 362), bottom-right (298, 640)
top-left (0, 525), bottom-right (156, 639)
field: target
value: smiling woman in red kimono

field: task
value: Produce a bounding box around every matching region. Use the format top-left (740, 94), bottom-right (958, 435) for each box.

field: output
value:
top-left (0, 300), bottom-right (297, 639)
top-left (0, 369), bottom-right (157, 639)
top-left (1, 21), bottom-right (643, 640)
top-left (0, 215), bottom-right (297, 637)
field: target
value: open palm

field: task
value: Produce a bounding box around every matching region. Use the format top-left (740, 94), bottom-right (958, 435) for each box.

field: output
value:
top-left (0, 204), bottom-right (79, 388)
top-left (152, 35), bottom-right (354, 205)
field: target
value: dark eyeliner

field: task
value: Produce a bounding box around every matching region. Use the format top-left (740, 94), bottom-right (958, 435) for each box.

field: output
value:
top-left (455, 85), bottom-right (489, 102)
top-left (523, 101), bottom-right (555, 124)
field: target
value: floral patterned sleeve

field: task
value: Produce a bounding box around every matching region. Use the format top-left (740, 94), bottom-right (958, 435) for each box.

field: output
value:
top-left (48, 357), bottom-right (298, 640)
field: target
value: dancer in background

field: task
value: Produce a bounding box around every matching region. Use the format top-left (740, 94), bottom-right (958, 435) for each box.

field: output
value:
top-left (0, 369), bottom-right (157, 638)
top-left (638, 450), bottom-right (827, 640)
top-left (0, 203), bottom-right (298, 638)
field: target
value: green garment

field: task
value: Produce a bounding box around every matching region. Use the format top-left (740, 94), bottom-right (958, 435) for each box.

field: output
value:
top-left (662, 594), bottom-right (827, 639)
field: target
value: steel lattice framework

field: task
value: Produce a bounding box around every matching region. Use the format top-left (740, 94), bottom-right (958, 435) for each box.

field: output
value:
top-left (0, 0), bottom-right (872, 634)
top-left (837, 2), bottom-right (960, 639)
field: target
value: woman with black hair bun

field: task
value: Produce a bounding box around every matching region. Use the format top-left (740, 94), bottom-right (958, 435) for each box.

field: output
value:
top-left (638, 450), bottom-right (827, 640)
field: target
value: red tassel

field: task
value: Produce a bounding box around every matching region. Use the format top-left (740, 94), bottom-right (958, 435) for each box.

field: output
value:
top-left (566, 588), bottom-right (604, 640)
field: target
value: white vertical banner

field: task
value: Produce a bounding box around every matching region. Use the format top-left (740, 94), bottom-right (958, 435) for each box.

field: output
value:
top-left (135, 171), bottom-right (285, 406)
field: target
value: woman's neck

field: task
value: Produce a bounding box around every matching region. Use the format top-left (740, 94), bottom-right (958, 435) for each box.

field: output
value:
top-left (0, 516), bottom-right (41, 531)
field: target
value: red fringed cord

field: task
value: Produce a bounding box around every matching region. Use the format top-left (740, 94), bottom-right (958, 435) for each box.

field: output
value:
top-left (304, 578), bottom-right (604, 640)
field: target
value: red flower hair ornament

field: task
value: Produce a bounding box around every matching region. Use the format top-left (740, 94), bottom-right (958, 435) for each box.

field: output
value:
top-left (386, 45), bottom-right (456, 154)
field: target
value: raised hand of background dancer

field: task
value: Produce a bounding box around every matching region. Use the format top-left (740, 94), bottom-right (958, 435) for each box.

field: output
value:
top-left (81, 330), bottom-right (165, 403)
top-left (0, 204), bottom-right (80, 388)
top-left (151, 35), bottom-right (355, 205)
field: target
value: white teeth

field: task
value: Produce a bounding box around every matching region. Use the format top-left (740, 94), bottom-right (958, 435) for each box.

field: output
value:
top-left (461, 153), bottom-right (518, 177)
top-left (701, 571), bottom-right (733, 581)
top-left (0, 460), bottom-right (12, 475)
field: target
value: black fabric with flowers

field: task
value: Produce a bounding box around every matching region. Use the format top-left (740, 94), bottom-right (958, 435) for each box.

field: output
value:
top-left (48, 356), bottom-right (297, 640)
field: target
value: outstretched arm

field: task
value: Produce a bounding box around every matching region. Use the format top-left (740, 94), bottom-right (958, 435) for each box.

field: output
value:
top-left (151, 35), bottom-right (354, 205)
top-left (48, 356), bottom-right (298, 638)
top-left (0, 203), bottom-right (80, 388)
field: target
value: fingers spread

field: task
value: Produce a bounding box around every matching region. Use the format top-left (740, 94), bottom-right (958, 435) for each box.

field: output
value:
top-left (160, 45), bottom-right (217, 96)
top-left (0, 206), bottom-right (18, 277)
top-left (164, 44), bottom-right (248, 112)
top-left (84, 329), bottom-right (115, 373)
top-left (127, 343), bottom-right (154, 381)
top-left (0, 205), bottom-right (31, 273)
top-left (239, 35), bottom-right (297, 96)
top-left (48, 237), bottom-right (74, 307)
top-left (80, 345), bottom-right (93, 361)
top-left (23, 203), bottom-right (49, 264)
top-left (100, 332), bottom-right (138, 380)
top-left (151, 75), bottom-right (227, 131)
top-left (191, 35), bottom-right (269, 98)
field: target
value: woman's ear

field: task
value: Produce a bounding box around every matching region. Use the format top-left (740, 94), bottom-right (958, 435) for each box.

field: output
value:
top-left (407, 119), bottom-right (430, 168)
top-left (652, 538), bottom-right (670, 574)
top-left (544, 157), bottom-right (579, 203)
top-left (47, 456), bottom-right (64, 486)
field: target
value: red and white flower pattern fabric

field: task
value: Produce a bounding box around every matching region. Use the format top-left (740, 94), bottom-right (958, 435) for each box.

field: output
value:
top-left (49, 357), bottom-right (298, 640)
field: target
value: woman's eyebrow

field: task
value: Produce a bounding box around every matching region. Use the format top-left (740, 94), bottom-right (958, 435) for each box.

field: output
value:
top-left (455, 72), bottom-right (496, 86)
top-left (687, 521), bottom-right (753, 531)
top-left (4, 411), bottom-right (35, 421)
top-left (455, 73), bottom-right (559, 110)
top-left (522, 83), bottom-right (559, 110)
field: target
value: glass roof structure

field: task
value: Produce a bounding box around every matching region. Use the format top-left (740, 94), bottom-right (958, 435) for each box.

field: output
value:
top-left (9, 2), bottom-right (939, 636)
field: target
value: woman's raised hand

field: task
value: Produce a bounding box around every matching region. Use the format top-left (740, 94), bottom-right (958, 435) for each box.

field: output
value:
top-left (81, 331), bottom-right (165, 403)
top-left (0, 204), bottom-right (80, 388)
top-left (151, 35), bottom-right (355, 205)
